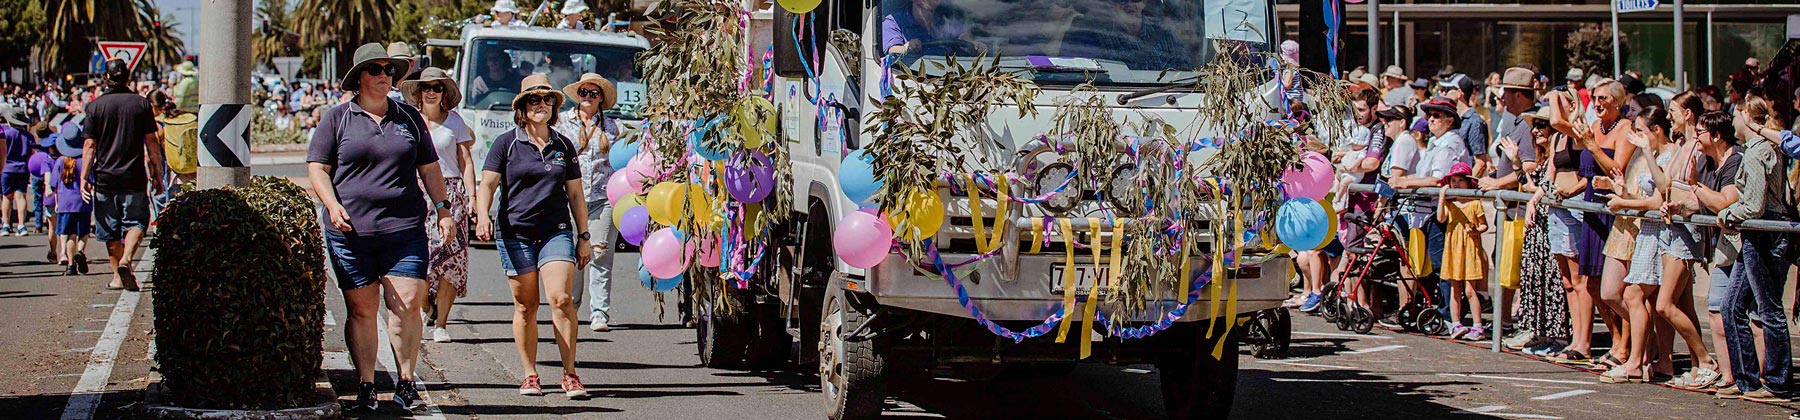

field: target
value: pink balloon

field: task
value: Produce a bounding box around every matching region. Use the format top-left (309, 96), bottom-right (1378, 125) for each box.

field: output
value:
top-left (695, 236), bottom-right (721, 268)
top-left (833, 211), bottom-right (894, 269)
top-left (606, 171), bottom-right (633, 204)
top-left (1282, 151), bottom-right (1334, 200)
top-left (642, 228), bottom-right (690, 279)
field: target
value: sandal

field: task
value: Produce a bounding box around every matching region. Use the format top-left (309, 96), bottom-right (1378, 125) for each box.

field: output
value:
top-left (1599, 365), bottom-right (1646, 384)
top-left (1681, 366), bottom-right (1723, 390)
top-left (1594, 354), bottom-right (1624, 370)
top-left (1552, 349), bottom-right (1591, 365)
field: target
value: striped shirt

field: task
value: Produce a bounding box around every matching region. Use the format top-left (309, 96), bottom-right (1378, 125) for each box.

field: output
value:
top-left (1719, 137), bottom-right (1789, 225)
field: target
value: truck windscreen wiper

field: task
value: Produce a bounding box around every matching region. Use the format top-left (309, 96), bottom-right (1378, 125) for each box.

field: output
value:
top-left (1116, 75), bottom-right (1202, 105)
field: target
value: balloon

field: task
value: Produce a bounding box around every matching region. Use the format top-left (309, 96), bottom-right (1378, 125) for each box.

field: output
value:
top-left (839, 151), bottom-right (881, 206)
top-left (724, 152), bottom-right (775, 203)
top-left (778, 0), bottom-right (822, 14)
top-left (1282, 151), bottom-right (1334, 200)
top-left (612, 194), bottom-right (643, 228)
top-left (1275, 198), bottom-right (1332, 251)
top-left (736, 97), bottom-right (776, 150)
top-left (642, 228), bottom-right (690, 279)
top-left (646, 182), bottom-right (686, 226)
top-left (695, 235), bottom-right (721, 268)
top-left (638, 264), bottom-right (682, 292)
top-left (1318, 200), bottom-right (1339, 250)
top-left (884, 188), bottom-right (944, 241)
top-left (691, 115), bottom-right (731, 161)
top-left (834, 211), bottom-right (894, 268)
top-left (688, 183), bottom-right (716, 228)
top-left (608, 139), bottom-right (640, 172)
top-left (619, 206), bottom-right (650, 246)
top-left (606, 171), bottom-right (635, 204)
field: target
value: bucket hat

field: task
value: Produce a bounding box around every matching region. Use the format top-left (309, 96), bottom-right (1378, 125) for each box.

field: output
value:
top-left (1438, 162), bottom-right (1474, 186)
top-left (491, 0), bottom-right (521, 14)
top-left (561, 1), bottom-right (591, 15)
top-left (1381, 65), bottom-right (1406, 81)
top-left (399, 67), bottom-right (461, 109)
top-left (340, 43), bottom-right (413, 91)
top-left (512, 74), bottom-right (565, 111)
top-left (57, 121), bottom-right (84, 158)
top-left (1497, 67), bottom-right (1535, 91)
top-left (561, 73), bottom-right (617, 110)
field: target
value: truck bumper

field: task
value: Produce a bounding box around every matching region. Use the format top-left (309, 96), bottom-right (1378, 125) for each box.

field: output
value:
top-left (858, 253), bottom-right (1289, 322)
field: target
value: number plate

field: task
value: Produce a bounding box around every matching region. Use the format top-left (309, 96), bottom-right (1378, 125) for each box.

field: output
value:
top-left (1049, 263), bottom-right (1110, 295)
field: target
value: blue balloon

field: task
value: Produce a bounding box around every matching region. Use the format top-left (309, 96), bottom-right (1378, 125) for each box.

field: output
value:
top-left (690, 115), bottom-right (731, 161)
top-left (838, 151), bottom-right (882, 206)
top-left (639, 264), bottom-right (683, 292)
top-left (608, 139), bottom-right (640, 171)
top-left (1275, 198), bottom-right (1331, 251)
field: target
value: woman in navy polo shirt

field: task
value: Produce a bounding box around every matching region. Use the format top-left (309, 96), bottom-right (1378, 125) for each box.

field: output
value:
top-left (475, 74), bottom-right (594, 399)
top-left (306, 43), bottom-right (456, 412)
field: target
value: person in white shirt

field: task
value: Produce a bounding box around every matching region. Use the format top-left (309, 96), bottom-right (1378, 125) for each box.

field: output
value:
top-left (557, 1), bottom-right (591, 30)
top-left (491, 0), bottom-right (528, 27)
top-left (553, 73), bottom-right (621, 332)
top-left (399, 67), bottom-right (477, 344)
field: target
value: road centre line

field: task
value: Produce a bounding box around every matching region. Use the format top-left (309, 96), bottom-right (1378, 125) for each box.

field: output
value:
top-left (1294, 331), bottom-right (1392, 339)
top-left (1530, 389), bottom-right (1595, 400)
top-left (1343, 345), bottom-right (1408, 354)
top-left (1455, 405), bottom-right (1563, 419)
top-left (1438, 373), bottom-right (1594, 385)
top-left (59, 254), bottom-right (152, 420)
top-left (1256, 360), bottom-right (1356, 370)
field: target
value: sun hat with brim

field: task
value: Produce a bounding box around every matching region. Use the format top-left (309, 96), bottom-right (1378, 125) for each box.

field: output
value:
top-left (1497, 67), bottom-right (1535, 91)
top-left (56, 121), bottom-right (84, 158)
top-left (340, 43), bottom-right (413, 92)
top-left (1418, 97), bottom-right (1460, 120)
top-left (1438, 161), bottom-right (1474, 186)
top-left (1382, 65), bottom-right (1406, 81)
top-left (1521, 107), bottom-right (1554, 124)
top-left (1409, 77), bottom-right (1430, 89)
top-left (491, 0), bottom-right (521, 13)
top-left (1564, 68), bottom-right (1585, 82)
top-left (512, 74), bottom-right (565, 111)
top-left (561, 1), bottom-right (590, 15)
top-left (561, 73), bottom-right (617, 110)
top-left (39, 132), bottom-right (58, 149)
top-left (1356, 73), bottom-right (1380, 89)
top-left (1, 105), bottom-right (26, 126)
top-left (399, 67), bottom-right (461, 109)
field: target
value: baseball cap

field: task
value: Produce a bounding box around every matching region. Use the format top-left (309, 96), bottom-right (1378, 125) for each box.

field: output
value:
top-left (1564, 68), bottom-right (1585, 82)
top-left (1438, 74), bottom-right (1477, 95)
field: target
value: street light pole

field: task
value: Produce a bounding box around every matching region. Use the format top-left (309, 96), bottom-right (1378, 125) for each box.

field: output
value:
top-left (1368, 0), bottom-right (1380, 75)
top-left (1611, 1), bottom-right (1622, 77)
top-left (197, 0), bottom-right (254, 188)
top-left (1674, 0), bottom-right (1684, 90)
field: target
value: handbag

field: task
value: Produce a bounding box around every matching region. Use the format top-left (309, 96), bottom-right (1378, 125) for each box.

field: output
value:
top-left (1496, 218), bottom-right (1526, 289)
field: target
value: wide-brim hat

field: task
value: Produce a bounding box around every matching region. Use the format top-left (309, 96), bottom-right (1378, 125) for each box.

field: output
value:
top-left (1418, 97), bottom-right (1460, 122)
top-left (1522, 106), bottom-right (1554, 124)
top-left (1498, 67), bottom-right (1536, 91)
top-left (512, 74), bottom-right (565, 111)
top-left (491, 0), bottom-right (521, 13)
top-left (561, 1), bottom-right (590, 15)
top-left (341, 43), bottom-right (413, 92)
top-left (561, 73), bottom-right (617, 110)
top-left (1, 105), bottom-right (25, 126)
top-left (399, 67), bottom-right (461, 109)
top-left (56, 121), bottom-right (84, 158)
top-left (1382, 65), bottom-right (1406, 81)
top-left (1438, 162), bottom-right (1474, 185)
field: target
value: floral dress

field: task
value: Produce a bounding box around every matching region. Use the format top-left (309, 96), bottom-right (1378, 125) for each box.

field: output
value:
top-left (1516, 166), bottom-right (1571, 339)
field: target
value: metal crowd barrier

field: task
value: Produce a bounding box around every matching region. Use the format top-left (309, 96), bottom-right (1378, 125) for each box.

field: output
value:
top-left (1345, 182), bottom-right (1800, 352)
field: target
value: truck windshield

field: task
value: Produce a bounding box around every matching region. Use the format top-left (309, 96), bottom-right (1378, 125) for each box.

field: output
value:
top-left (464, 38), bottom-right (645, 117)
top-left (879, 0), bottom-right (1270, 86)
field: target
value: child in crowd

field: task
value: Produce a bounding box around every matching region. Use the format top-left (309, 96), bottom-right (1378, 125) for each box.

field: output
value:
top-left (48, 125), bottom-right (89, 275)
top-left (28, 133), bottom-right (56, 260)
top-left (1437, 161), bottom-right (1490, 341)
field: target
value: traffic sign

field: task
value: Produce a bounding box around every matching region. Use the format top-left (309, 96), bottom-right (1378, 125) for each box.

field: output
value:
top-left (1616, 0), bottom-right (1658, 13)
top-left (272, 57), bottom-right (305, 82)
top-left (96, 41), bottom-right (149, 72)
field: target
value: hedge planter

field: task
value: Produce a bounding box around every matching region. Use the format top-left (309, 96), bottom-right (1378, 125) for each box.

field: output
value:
top-left (151, 177), bottom-right (327, 410)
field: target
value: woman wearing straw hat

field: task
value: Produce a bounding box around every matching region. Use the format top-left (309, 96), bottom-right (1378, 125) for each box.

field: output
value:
top-left (401, 67), bottom-right (476, 344)
top-left (555, 73), bottom-right (619, 332)
top-left (475, 74), bottom-right (593, 398)
top-left (306, 42), bottom-right (456, 411)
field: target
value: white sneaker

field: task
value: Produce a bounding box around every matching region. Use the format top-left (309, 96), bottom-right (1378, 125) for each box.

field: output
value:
top-left (431, 327), bottom-right (451, 343)
top-left (589, 321), bottom-right (610, 332)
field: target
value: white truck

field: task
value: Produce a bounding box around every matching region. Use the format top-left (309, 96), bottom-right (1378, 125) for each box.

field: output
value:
top-left (695, 0), bottom-right (1294, 418)
top-left (431, 24), bottom-right (652, 169)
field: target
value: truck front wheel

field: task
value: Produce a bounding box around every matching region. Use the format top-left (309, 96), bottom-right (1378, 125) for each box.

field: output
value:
top-left (1155, 318), bottom-right (1241, 420)
top-left (819, 282), bottom-right (886, 420)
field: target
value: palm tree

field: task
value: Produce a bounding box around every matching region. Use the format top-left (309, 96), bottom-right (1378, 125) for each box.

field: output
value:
top-left (137, 7), bottom-right (187, 72)
top-left (294, 0), bottom-right (397, 77)
top-left (40, 0), bottom-right (161, 75)
top-left (254, 0), bottom-right (301, 66)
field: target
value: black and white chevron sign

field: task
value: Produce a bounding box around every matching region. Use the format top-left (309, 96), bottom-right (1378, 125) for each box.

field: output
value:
top-left (198, 103), bottom-right (251, 168)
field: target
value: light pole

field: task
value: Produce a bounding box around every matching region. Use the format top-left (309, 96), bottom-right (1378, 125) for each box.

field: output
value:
top-left (197, 0), bottom-right (254, 188)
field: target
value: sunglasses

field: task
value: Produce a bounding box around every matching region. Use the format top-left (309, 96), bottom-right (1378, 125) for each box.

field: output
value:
top-left (363, 62), bottom-right (404, 78)
top-left (521, 93), bottom-right (556, 107)
top-left (419, 83), bottom-right (445, 94)
top-left (1428, 113), bottom-right (1452, 120)
top-left (578, 88), bottom-right (604, 99)
top-left (1532, 120), bottom-right (1550, 129)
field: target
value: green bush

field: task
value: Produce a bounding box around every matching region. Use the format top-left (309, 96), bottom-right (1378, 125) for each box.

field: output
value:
top-left (151, 176), bottom-right (327, 409)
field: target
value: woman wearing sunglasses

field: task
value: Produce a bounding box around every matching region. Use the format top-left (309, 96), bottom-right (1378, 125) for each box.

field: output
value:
top-left (307, 43), bottom-right (456, 411)
top-left (475, 74), bottom-right (594, 398)
top-left (556, 73), bottom-right (621, 332)
top-left (399, 67), bottom-right (476, 344)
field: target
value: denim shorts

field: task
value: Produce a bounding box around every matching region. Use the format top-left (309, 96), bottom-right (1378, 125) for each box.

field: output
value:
top-left (1547, 207), bottom-right (1580, 257)
top-left (0, 172), bottom-right (27, 195)
top-left (55, 212), bottom-right (92, 236)
top-left (93, 192), bottom-right (150, 242)
top-left (1707, 265), bottom-right (1734, 313)
top-left (496, 230), bottom-right (577, 276)
top-left (1658, 222), bottom-right (1700, 261)
top-left (325, 227), bottom-right (430, 291)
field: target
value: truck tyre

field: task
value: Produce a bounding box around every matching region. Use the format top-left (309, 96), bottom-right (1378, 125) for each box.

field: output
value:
top-left (697, 290), bottom-right (755, 369)
top-left (820, 282), bottom-right (885, 420)
top-left (1156, 319), bottom-right (1240, 420)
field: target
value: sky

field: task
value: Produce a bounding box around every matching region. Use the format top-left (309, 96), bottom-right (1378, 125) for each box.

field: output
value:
top-left (155, 0), bottom-right (204, 52)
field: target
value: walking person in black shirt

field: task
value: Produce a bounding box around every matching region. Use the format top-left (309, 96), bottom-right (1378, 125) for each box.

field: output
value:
top-left (80, 59), bottom-right (163, 291)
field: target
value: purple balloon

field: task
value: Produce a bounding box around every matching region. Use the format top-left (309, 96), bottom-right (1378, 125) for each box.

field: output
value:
top-left (620, 206), bottom-right (651, 246)
top-left (725, 152), bottom-right (776, 203)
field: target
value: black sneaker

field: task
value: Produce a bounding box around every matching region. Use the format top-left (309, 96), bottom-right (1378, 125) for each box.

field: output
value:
top-left (74, 253), bottom-right (88, 275)
top-left (1377, 313), bottom-right (1405, 330)
top-left (394, 380), bottom-right (421, 410)
top-left (351, 381), bottom-right (378, 411)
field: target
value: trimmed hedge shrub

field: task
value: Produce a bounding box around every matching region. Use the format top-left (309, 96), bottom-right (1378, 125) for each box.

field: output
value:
top-left (151, 176), bottom-right (326, 409)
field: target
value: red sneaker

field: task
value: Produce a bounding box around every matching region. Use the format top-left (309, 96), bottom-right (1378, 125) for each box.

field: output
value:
top-left (519, 375), bottom-right (543, 396)
top-left (562, 374), bottom-right (589, 398)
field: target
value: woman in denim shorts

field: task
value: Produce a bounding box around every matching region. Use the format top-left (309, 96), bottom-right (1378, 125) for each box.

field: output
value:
top-left (475, 74), bottom-right (594, 399)
top-left (307, 43), bottom-right (456, 411)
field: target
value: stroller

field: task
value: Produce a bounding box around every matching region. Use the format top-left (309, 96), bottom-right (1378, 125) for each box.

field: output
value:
top-left (1319, 185), bottom-right (1448, 336)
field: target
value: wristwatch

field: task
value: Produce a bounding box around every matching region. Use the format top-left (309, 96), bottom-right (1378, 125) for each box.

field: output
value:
top-left (577, 231), bottom-right (591, 241)
top-left (434, 200), bottom-right (450, 210)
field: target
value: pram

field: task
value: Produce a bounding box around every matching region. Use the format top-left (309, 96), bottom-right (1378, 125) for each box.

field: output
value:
top-left (1319, 185), bottom-right (1448, 336)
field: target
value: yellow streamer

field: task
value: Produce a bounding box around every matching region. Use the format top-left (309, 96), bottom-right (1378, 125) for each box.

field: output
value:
top-left (988, 176), bottom-right (1010, 253)
top-left (1027, 218), bottom-right (1045, 255)
top-left (1177, 237), bottom-right (1193, 301)
top-left (1107, 222), bottom-right (1125, 292)
top-left (1211, 277), bottom-right (1240, 359)
top-left (1054, 218), bottom-right (1078, 343)
top-left (964, 174), bottom-right (990, 252)
top-left (1079, 217), bottom-right (1106, 360)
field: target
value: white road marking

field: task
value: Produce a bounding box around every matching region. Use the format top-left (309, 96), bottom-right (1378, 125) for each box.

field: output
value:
top-left (1439, 373), bottom-right (1594, 385)
top-left (1121, 368), bottom-right (1151, 374)
top-left (1294, 331), bottom-right (1392, 339)
top-left (1454, 406), bottom-right (1562, 419)
top-left (1257, 360), bottom-right (1356, 369)
top-left (72, 330), bottom-right (101, 334)
top-left (376, 315), bottom-right (446, 420)
top-left (59, 286), bottom-right (143, 420)
top-left (1270, 378), bottom-right (1394, 383)
top-left (1343, 345), bottom-right (1408, 354)
top-left (324, 309), bottom-right (337, 327)
top-left (1530, 389), bottom-right (1595, 400)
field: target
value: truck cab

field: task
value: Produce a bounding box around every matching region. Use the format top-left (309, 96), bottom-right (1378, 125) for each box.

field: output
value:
top-left (699, 0), bottom-right (1290, 418)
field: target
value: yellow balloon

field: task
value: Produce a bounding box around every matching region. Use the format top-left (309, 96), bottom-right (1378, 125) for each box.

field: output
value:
top-left (778, 0), bottom-right (821, 14)
top-left (885, 188), bottom-right (944, 241)
top-left (688, 183), bottom-right (716, 229)
top-left (612, 194), bottom-right (643, 228)
top-left (1314, 200), bottom-right (1339, 251)
top-left (646, 182), bottom-right (685, 226)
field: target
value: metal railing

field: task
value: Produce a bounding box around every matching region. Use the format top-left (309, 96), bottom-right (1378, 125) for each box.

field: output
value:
top-left (1345, 182), bottom-right (1800, 352)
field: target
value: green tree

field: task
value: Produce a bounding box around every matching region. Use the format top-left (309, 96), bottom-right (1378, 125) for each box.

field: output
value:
top-left (0, 0), bottom-right (46, 72)
top-left (1565, 23), bottom-right (1630, 79)
top-left (138, 7), bottom-right (187, 72)
top-left (254, 0), bottom-right (304, 71)
top-left (389, 0), bottom-right (492, 43)
top-left (294, 0), bottom-right (398, 76)
top-left (41, 0), bottom-right (165, 75)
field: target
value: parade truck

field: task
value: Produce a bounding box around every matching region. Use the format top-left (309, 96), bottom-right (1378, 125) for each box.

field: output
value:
top-left (690, 0), bottom-right (1296, 418)
top-left (430, 23), bottom-right (652, 170)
